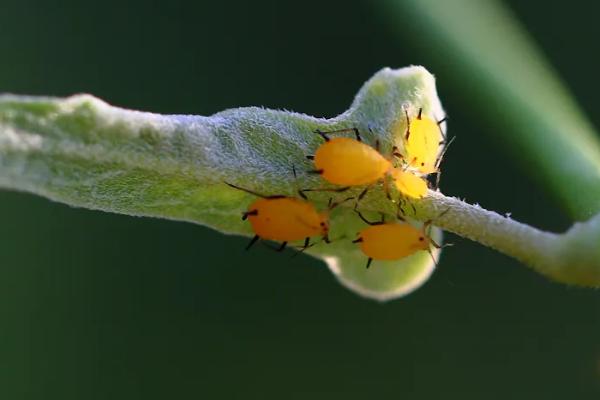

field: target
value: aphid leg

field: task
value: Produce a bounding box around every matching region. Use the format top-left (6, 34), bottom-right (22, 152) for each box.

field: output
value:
top-left (434, 135), bottom-right (456, 171)
top-left (301, 237), bottom-right (310, 250)
top-left (292, 237), bottom-right (315, 258)
top-left (355, 210), bottom-right (385, 226)
top-left (354, 185), bottom-right (372, 210)
top-left (308, 169), bottom-right (324, 175)
top-left (323, 234), bottom-right (331, 244)
top-left (375, 139), bottom-right (380, 152)
top-left (352, 237), bottom-right (363, 244)
top-left (366, 258), bottom-right (373, 269)
top-left (396, 201), bottom-right (406, 221)
top-left (315, 129), bottom-right (330, 142)
top-left (437, 116), bottom-right (448, 141)
top-left (383, 176), bottom-right (393, 201)
top-left (404, 109), bottom-right (411, 140)
top-left (276, 241), bottom-right (288, 252)
top-left (245, 235), bottom-right (260, 251)
top-left (408, 200), bottom-right (417, 216)
top-left (391, 146), bottom-right (404, 161)
top-left (242, 209), bottom-right (258, 220)
top-left (423, 208), bottom-right (451, 236)
top-left (306, 155), bottom-right (314, 160)
top-left (329, 196), bottom-right (354, 210)
top-left (299, 186), bottom-right (350, 200)
top-left (417, 107), bottom-right (423, 120)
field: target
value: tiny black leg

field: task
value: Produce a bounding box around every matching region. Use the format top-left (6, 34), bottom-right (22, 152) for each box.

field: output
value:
top-left (352, 128), bottom-right (362, 142)
top-left (323, 234), bottom-right (331, 244)
top-left (375, 139), bottom-right (380, 153)
top-left (315, 129), bottom-right (330, 142)
top-left (354, 187), bottom-right (370, 210)
top-left (366, 258), bottom-right (373, 269)
top-left (352, 237), bottom-right (363, 244)
top-left (306, 155), bottom-right (315, 160)
top-left (404, 109), bottom-right (411, 140)
top-left (245, 235), bottom-right (260, 251)
top-left (277, 242), bottom-right (288, 252)
top-left (308, 169), bottom-right (324, 175)
top-left (302, 237), bottom-right (310, 249)
top-left (417, 107), bottom-right (423, 119)
top-left (355, 210), bottom-right (384, 226)
top-left (242, 209), bottom-right (258, 220)
top-left (396, 202), bottom-right (406, 221)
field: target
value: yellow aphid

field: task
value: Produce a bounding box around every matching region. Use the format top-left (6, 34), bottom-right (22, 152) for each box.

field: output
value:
top-left (313, 137), bottom-right (392, 186)
top-left (225, 182), bottom-right (334, 252)
top-left (404, 109), bottom-right (444, 174)
top-left (389, 168), bottom-right (428, 199)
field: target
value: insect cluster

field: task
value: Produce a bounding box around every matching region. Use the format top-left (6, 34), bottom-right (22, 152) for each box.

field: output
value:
top-left (226, 107), bottom-right (451, 268)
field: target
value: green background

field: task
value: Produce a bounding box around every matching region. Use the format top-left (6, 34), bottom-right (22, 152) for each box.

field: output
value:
top-left (0, 0), bottom-right (598, 398)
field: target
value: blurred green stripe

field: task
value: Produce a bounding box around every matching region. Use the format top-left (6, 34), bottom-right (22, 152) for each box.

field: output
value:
top-left (378, 0), bottom-right (600, 219)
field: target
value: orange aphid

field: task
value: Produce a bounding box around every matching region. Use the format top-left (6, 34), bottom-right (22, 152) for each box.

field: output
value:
top-left (225, 182), bottom-right (335, 251)
top-left (352, 210), bottom-right (442, 269)
top-left (245, 197), bottom-right (328, 242)
top-left (308, 127), bottom-right (428, 201)
top-left (313, 137), bottom-right (392, 186)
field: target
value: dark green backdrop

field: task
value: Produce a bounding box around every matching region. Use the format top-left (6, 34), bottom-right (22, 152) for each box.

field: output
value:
top-left (0, 1), bottom-right (598, 399)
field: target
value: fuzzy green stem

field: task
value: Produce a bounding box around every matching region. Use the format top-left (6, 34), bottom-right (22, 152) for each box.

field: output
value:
top-left (415, 190), bottom-right (600, 286)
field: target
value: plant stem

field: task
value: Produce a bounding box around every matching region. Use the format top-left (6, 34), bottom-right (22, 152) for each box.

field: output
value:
top-left (415, 190), bottom-right (600, 286)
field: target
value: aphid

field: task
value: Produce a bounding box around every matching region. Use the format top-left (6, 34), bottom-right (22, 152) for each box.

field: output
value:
top-left (225, 182), bottom-right (348, 252)
top-left (389, 167), bottom-right (428, 199)
top-left (308, 128), bottom-right (392, 187)
top-left (402, 108), bottom-right (447, 174)
top-left (306, 127), bottom-right (428, 202)
top-left (352, 210), bottom-right (444, 269)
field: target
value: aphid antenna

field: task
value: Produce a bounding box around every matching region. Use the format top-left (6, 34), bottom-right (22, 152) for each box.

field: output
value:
top-left (225, 181), bottom-right (268, 198)
top-left (226, 181), bottom-right (286, 200)
top-left (435, 135), bottom-right (456, 170)
top-left (314, 127), bottom-right (363, 142)
top-left (427, 248), bottom-right (439, 268)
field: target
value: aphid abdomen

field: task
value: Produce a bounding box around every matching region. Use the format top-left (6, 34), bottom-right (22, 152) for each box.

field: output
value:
top-left (314, 138), bottom-right (391, 186)
top-left (247, 198), bottom-right (322, 242)
top-left (405, 117), bottom-right (443, 174)
top-left (358, 223), bottom-right (425, 261)
top-left (390, 168), bottom-right (428, 199)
